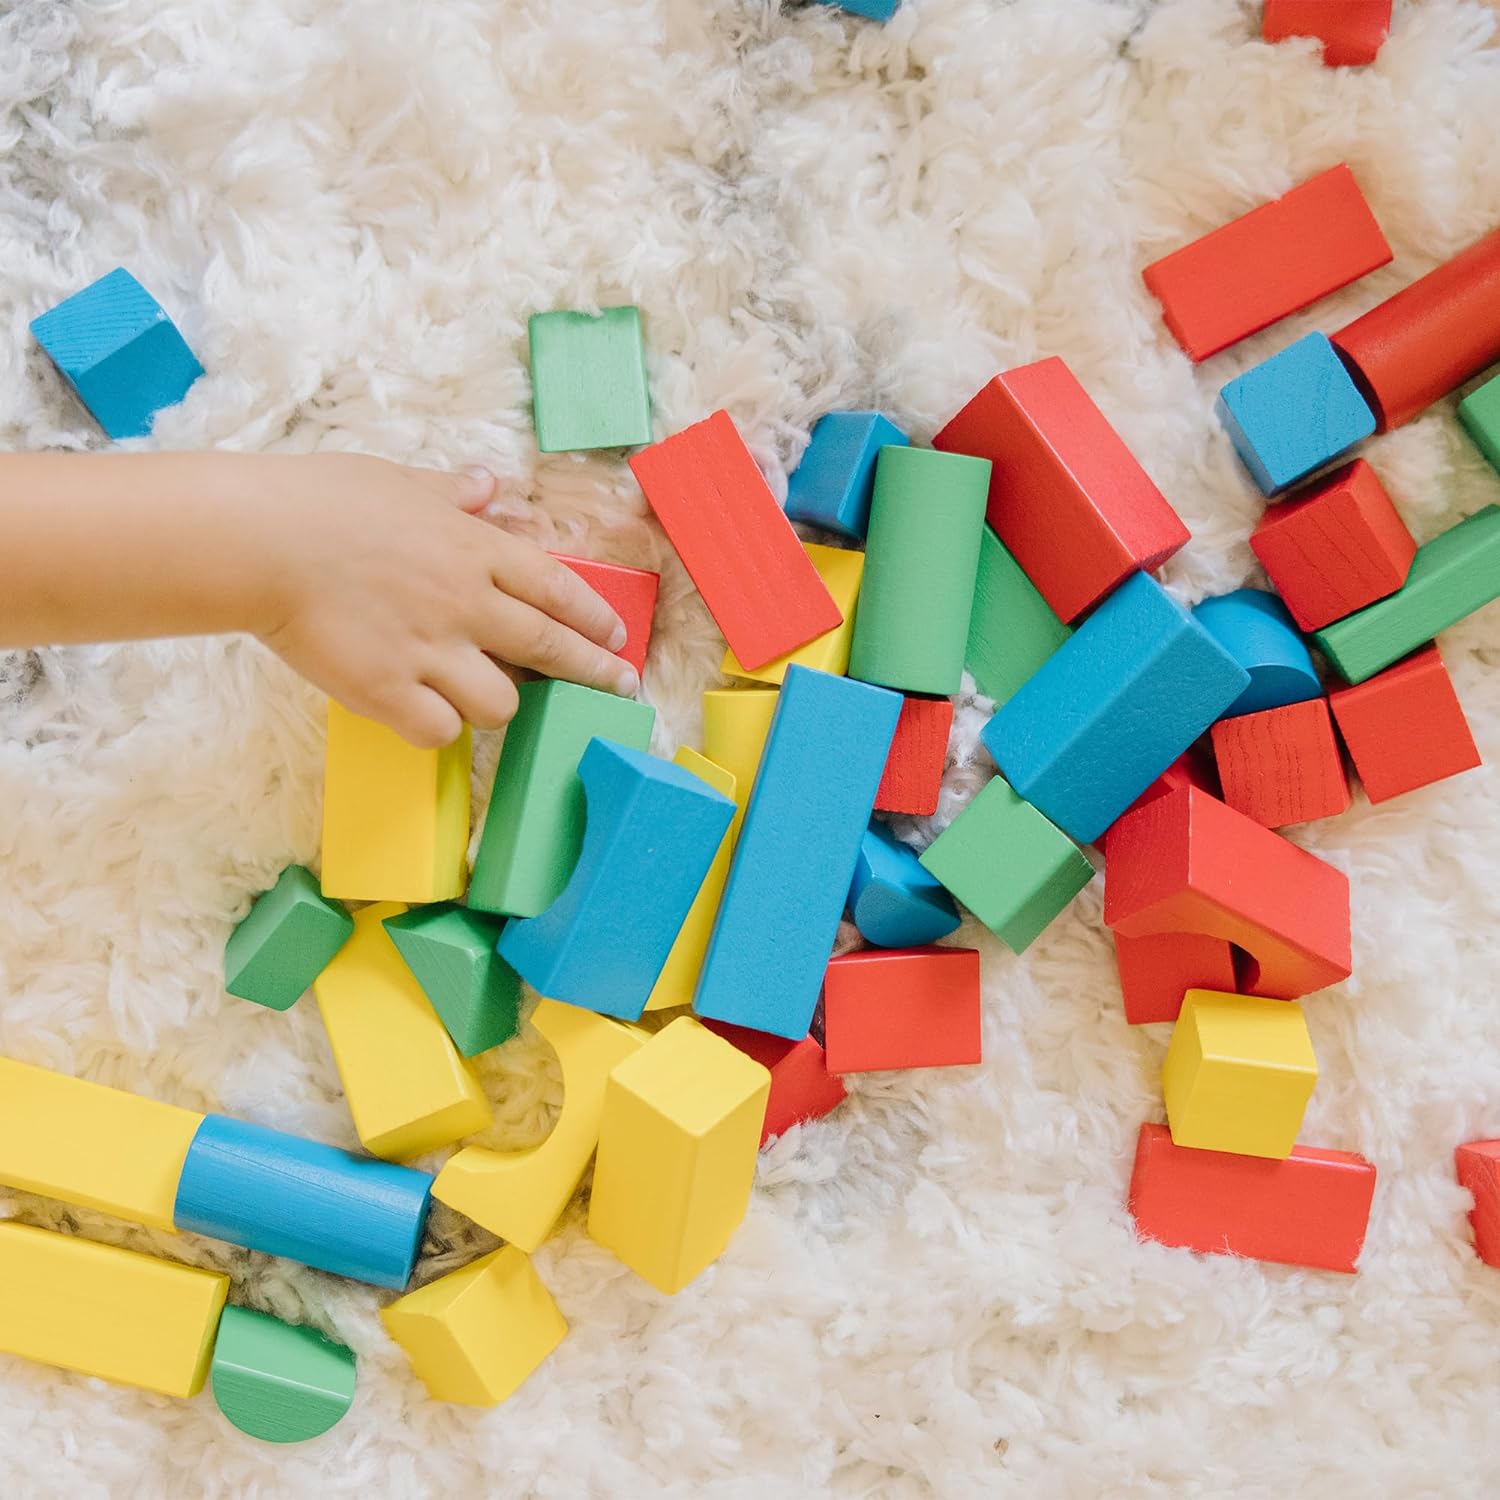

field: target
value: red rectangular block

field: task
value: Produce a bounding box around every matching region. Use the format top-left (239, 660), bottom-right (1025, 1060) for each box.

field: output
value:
top-left (932, 358), bottom-right (1190, 623)
top-left (550, 554), bottom-right (660, 676)
top-left (1211, 698), bottom-right (1350, 828)
top-left (1263, 0), bottom-right (1392, 67)
top-left (1113, 932), bottom-right (1237, 1026)
top-left (700, 1018), bottom-right (846, 1146)
top-left (1455, 1139), bottom-right (1500, 1268)
top-left (821, 946), bottom-right (981, 1074)
top-left (874, 695), bottom-right (953, 816)
top-left (629, 410), bottom-right (842, 671)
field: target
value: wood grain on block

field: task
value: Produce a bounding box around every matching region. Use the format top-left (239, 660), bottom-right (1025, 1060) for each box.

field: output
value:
top-left (1211, 698), bottom-right (1351, 828)
top-left (874, 695), bottom-right (953, 816)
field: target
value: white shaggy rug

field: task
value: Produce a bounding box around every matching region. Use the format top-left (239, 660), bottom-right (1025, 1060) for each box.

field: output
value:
top-left (3, 0), bottom-right (1500, 1493)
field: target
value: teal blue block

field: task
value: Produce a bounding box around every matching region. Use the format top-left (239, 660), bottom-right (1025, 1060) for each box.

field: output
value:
top-left (784, 412), bottom-right (909, 542)
top-left (848, 820), bottom-right (961, 949)
top-left (1192, 588), bottom-right (1321, 718)
top-left (816, 0), bottom-right (900, 17)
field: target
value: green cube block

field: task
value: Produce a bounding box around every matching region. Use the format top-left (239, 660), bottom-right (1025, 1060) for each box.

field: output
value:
top-left (966, 525), bottom-right (1072, 705)
top-left (211, 1305), bottom-right (356, 1445)
top-left (528, 306), bottom-right (652, 453)
top-left (224, 865), bottom-right (353, 1011)
top-left (1459, 373), bottom-right (1500, 477)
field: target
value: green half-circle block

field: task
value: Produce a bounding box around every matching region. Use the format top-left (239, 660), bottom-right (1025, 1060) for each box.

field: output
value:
top-left (211, 1306), bottom-right (356, 1444)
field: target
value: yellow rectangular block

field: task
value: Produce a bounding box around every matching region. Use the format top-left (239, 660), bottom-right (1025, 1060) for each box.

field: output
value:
top-left (721, 544), bottom-right (864, 686)
top-left (313, 902), bottom-right (491, 1161)
top-left (0, 1223), bottom-right (228, 1398)
top-left (588, 1016), bottom-right (769, 1294)
top-left (0, 1058), bottom-right (203, 1233)
top-left (321, 701), bottom-right (471, 903)
top-left (1162, 989), bottom-right (1318, 1160)
top-left (701, 686), bottom-right (778, 843)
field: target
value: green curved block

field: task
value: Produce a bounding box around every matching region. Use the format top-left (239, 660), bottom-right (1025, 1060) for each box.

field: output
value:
top-left (211, 1306), bottom-right (356, 1444)
top-left (225, 865), bottom-right (353, 1011)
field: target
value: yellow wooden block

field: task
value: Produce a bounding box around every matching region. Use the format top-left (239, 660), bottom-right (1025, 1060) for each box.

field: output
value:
top-left (0, 1057), bottom-right (203, 1233)
top-left (382, 1245), bottom-right (565, 1406)
top-left (313, 902), bottom-right (490, 1161)
top-left (701, 686), bottom-right (778, 843)
top-left (432, 999), bottom-right (644, 1250)
top-left (588, 1016), bottom-right (769, 1294)
top-left (321, 701), bottom-right (471, 903)
top-left (721, 544), bottom-right (864, 686)
top-left (0, 1223), bottom-right (228, 1398)
top-left (1162, 989), bottom-right (1318, 1160)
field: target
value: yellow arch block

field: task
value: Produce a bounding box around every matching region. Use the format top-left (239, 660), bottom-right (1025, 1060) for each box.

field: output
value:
top-left (721, 544), bottom-right (864, 685)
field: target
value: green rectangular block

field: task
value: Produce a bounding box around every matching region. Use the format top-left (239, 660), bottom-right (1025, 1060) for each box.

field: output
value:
top-left (1459, 373), bottom-right (1500, 476)
top-left (529, 306), bottom-right (653, 453)
top-left (224, 865), bottom-right (353, 1011)
top-left (966, 525), bottom-right (1072, 705)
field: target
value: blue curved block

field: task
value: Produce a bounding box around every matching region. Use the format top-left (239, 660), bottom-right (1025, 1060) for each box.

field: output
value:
top-left (849, 821), bottom-right (960, 948)
top-left (1192, 588), bottom-right (1321, 718)
top-left (784, 412), bottom-right (909, 541)
top-left (173, 1114), bottom-right (433, 1289)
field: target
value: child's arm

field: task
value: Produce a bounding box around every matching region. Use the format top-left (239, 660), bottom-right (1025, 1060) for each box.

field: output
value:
top-left (0, 452), bottom-right (637, 747)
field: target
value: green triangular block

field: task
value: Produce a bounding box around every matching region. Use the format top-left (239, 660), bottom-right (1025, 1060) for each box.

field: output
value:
top-left (224, 865), bottom-right (353, 1011)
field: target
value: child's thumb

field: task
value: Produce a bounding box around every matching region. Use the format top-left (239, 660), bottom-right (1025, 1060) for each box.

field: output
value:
top-left (452, 466), bottom-right (497, 513)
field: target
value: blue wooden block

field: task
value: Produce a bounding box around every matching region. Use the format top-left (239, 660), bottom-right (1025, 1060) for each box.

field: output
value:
top-left (498, 739), bottom-right (735, 1021)
top-left (848, 820), bottom-right (961, 949)
top-left (816, 0), bottom-right (901, 17)
top-left (1215, 333), bottom-right (1375, 496)
top-left (981, 573), bottom-right (1250, 844)
top-left (30, 269), bottom-right (204, 440)
top-left (694, 665), bottom-right (902, 1039)
top-left (784, 412), bottom-right (909, 542)
top-left (173, 1114), bottom-right (434, 1290)
top-left (1191, 588), bottom-right (1321, 718)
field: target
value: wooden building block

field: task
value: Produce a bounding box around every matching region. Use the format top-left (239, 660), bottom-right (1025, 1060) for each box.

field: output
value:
top-left (874, 695), bottom-right (952, 816)
top-left (1249, 459), bottom-right (1416, 631)
top-left (312, 902), bottom-right (489, 1162)
top-left (0, 1223), bottom-right (227, 1398)
top-left (1328, 645), bottom-right (1481, 803)
top-left (918, 776), bottom-right (1094, 953)
top-left (693, 666), bottom-right (902, 1039)
top-left (983, 573), bottom-right (1250, 843)
top-left (432, 1000), bottom-right (645, 1251)
top-left (29, 268), bottom-right (204, 440)
top-left (1211, 698), bottom-right (1350, 827)
top-left (630, 410), bottom-right (843, 671)
top-left (933, 357), bottom-right (1190, 622)
top-left (783, 410), bottom-right (909, 541)
top-left (815, 0), bottom-right (900, 18)
top-left (468, 680), bottom-right (655, 917)
top-left (847, 446), bottom-right (991, 694)
top-left (821, 947), bottom-right (982, 1073)
top-left (702, 686), bottom-right (779, 842)
top-left (699, 1019), bottom-right (846, 1145)
top-left (1105, 785), bottom-right (1351, 1000)
top-left (321, 702), bottom-right (470, 904)
top-left (1098, 747), bottom-right (1220, 856)
top-left (965, 525), bottom-right (1072, 706)
top-left (1263, 0), bottom-right (1391, 65)
top-left (588, 1018), bottom-right (770, 1294)
top-left (550, 554), bottom-right (659, 675)
top-left (382, 1246), bottom-right (566, 1406)
top-left (210, 1307), bottom-right (356, 1444)
top-left (1192, 588), bottom-right (1321, 717)
top-left (722, 543), bottom-right (864, 685)
top-left (224, 865), bottom-right (352, 1012)
top-left (1113, 932), bottom-right (1238, 1026)
top-left (1141, 166), bottom-right (1392, 362)
top-left (848, 820), bottom-right (961, 949)
top-left (1455, 1139), bottom-right (1500, 1268)
top-left (528, 306), bottom-right (651, 452)
top-left (1460, 372), bottom-right (1500, 476)
top-left (1129, 1123), bottom-right (1375, 1273)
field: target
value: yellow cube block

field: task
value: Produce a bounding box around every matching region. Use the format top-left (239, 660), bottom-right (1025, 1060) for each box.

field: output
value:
top-left (588, 1016), bottom-right (770, 1294)
top-left (381, 1245), bottom-right (565, 1406)
top-left (721, 544), bottom-right (864, 686)
top-left (321, 701), bottom-right (471, 903)
top-left (701, 686), bottom-right (779, 843)
top-left (1162, 989), bottom-right (1318, 1160)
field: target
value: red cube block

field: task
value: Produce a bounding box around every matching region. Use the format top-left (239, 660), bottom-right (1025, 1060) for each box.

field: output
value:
top-left (1211, 698), bottom-right (1351, 828)
top-left (550, 553), bottom-right (660, 675)
top-left (1263, 0), bottom-right (1392, 67)
top-left (821, 946), bottom-right (981, 1074)
top-left (699, 1018), bottom-right (846, 1146)
top-left (874, 695), bottom-right (953, 816)
top-left (1455, 1139), bottom-right (1500, 1268)
top-left (1113, 932), bottom-right (1237, 1026)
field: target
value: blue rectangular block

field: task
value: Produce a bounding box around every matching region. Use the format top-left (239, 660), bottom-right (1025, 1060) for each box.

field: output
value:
top-left (982, 573), bottom-right (1250, 844)
top-left (694, 665), bottom-right (902, 1039)
top-left (784, 411), bottom-right (909, 541)
top-left (816, 0), bottom-right (901, 17)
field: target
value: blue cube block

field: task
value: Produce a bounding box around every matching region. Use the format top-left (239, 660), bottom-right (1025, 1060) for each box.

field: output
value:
top-left (30, 268), bottom-right (204, 440)
top-left (1215, 332), bottom-right (1374, 496)
top-left (816, 0), bottom-right (901, 17)
top-left (784, 412), bottom-right (909, 542)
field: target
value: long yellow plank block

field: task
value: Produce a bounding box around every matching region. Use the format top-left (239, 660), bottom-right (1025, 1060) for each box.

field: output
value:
top-left (701, 687), bottom-right (778, 843)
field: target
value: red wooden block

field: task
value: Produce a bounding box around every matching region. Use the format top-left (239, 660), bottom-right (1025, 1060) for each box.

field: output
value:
top-left (628, 411), bottom-right (842, 671)
top-left (1104, 784), bottom-right (1351, 1000)
top-left (1211, 698), bottom-right (1351, 828)
top-left (932, 358), bottom-right (1190, 623)
top-left (1129, 1122), bottom-right (1376, 1273)
top-left (821, 946), bottom-right (981, 1074)
top-left (1141, 166), bottom-right (1391, 363)
top-left (1099, 747), bottom-right (1219, 856)
top-left (1455, 1139), bottom-right (1500, 1269)
top-left (1263, 0), bottom-right (1392, 66)
top-left (1328, 645), bottom-right (1481, 803)
top-left (700, 1018), bottom-right (847, 1147)
top-left (550, 554), bottom-right (659, 676)
top-left (874, 695), bottom-right (953, 816)
top-left (1113, 932), bottom-right (1237, 1026)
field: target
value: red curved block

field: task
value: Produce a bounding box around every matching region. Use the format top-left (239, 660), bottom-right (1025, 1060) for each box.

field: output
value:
top-left (1113, 932), bottom-right (1236, 1026)
top-left (1455, 1140), bottom-right (1500, 1268)
top-left (1263, 0), bottom-right (1391, 67)
top-left (700, 1019), bottom-right (846, 1146)
top-left (874, 695), bottom-right (953, 816)
top-left (550, 555), bottom-right (659, 676)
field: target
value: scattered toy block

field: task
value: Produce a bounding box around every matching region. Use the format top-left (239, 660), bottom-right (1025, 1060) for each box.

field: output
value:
top-left (1328, 645), bottom-right (1481, 802)
top-left (528, 306), bottom-right (652, 452)
top-left (0, 1222), bottom-right (227, 1398)
top-left (630, 410), bottom-right (843, 671)
top-left (1129, 1122), bottom-right (1375, 1272)
top-left (210, 1306), bottom-right (356, 1444)
top-left (1455, 1139), bottom-right (1500, 1268)
top-left (965, 524), bottom-right (1072, 706)
top-left (722, 543), bottom-right (863, 685)
top-left (588, 1018), bottom-right (770, 1294)
top-left (1211, 698), bottom-right (1350, 828)
top-left (549, 554), bottom-right (659, 676)
top-left (701, 686), bottom-right (780, 842)
top-left (1098, 747), bottom-right (1220, 856)
top-left (693, 666), bottom-right (902, 1039)
top-left (1192, 588), bottom-right (1322, 717)
top-left (848, 820), bottom-right (961, 949)
top-left (700, 1019), bottom-right (846, 1144)
top-left (432, 999), bottom-right (645, 1251)
top-left (821, 947), bottom-right (982, 1073)
top-left (29, 268), bottom-right (204, 439)
top-left (223, 865), bottom-right (352, 1012)
top-left (874, 695), bottom-right (952, 816)
top-left (1141, 165), bottom-right (1392, 361)
top-left (1113, 932), bottom-right (1238, 1026)
top-left (1263, 0), bottom-right (1391, 66)
top-left (783, 411), bottom-right (909, 541)
top-left (933, 357), bottom-right (1190, 622)
top-left (1460, 371), bottom-right (1500, 476)
top-left (982, 572), bottom-right (1250, 843)
top-left (468, 679), bottom-right (655, 918)
top-left (382, 1246), bottom-right (566, 1406)
top-left (815, 0), bottom-right (900, 18)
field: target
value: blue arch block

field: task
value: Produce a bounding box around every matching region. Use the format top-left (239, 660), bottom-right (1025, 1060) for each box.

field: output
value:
top-left (1192, 588), bottom-right (1321, 718)
top-left (849, 821), bottom-right (961, 948)
top-left (784, 412), bottom-right (909, 541)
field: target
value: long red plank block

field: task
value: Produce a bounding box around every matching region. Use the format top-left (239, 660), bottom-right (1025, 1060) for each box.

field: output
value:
top-left (1331, 225), bottom-right (1500, 431)
top-left (628, 411), bottom-right (842, 671)
top-left (874, 696), bottom-right (953, 816)
top-left (1141, 166), bottom-right (1392, 363)
top-left (700, 1018), bottom-right (846, 1146)
top-left (1129, 1122), bottom-right (1376, 1272)
top-left (932, 358), bottom-right (1190, 623)
top-left (1263, 1), bottom-right (1392, 67)
top-left (1456, 1140), bottom-right (1500, 1268)
top-left (1113, 932), bottom-right (1237, 1026)
top-left (1104, 784), bottom-right (1351, 1000)
top-left (821, 947), bottom-right (981, 1074)
top-left (550, 554), bottom-right (659, 676)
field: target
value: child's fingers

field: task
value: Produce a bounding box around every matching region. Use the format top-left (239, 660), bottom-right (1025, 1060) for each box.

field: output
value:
top-left (425, 650), bottom-right (520, 732)
top-left (488, 536), bottom-right (627, 651)
top-left (399, 462), bottom-right (497, 514)
top-left (385, 683), bottom-right (466, 750)
top-left (482, 594), bottom-right (639, 699)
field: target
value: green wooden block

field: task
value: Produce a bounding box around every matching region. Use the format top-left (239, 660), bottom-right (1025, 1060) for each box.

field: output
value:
top-left (210, 1306), bottom-right (356, 1444)
top-left (918, 776), bottom-right (1094, 952)
top-left (529, 306), bottom-right (652, 453)
top-left (1459, 373), bottom-right (1500, 476)
top-left (468, 680), bottom-right (656, 917)
top-left (1313, 504), bottom-right (1500, 683)
top-left (966, 525), bottom-right (1072, 705)
top-left (224, 865), bottom-right (353, 1011)
top-left (383, 904), bottom-right (522, 1057)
